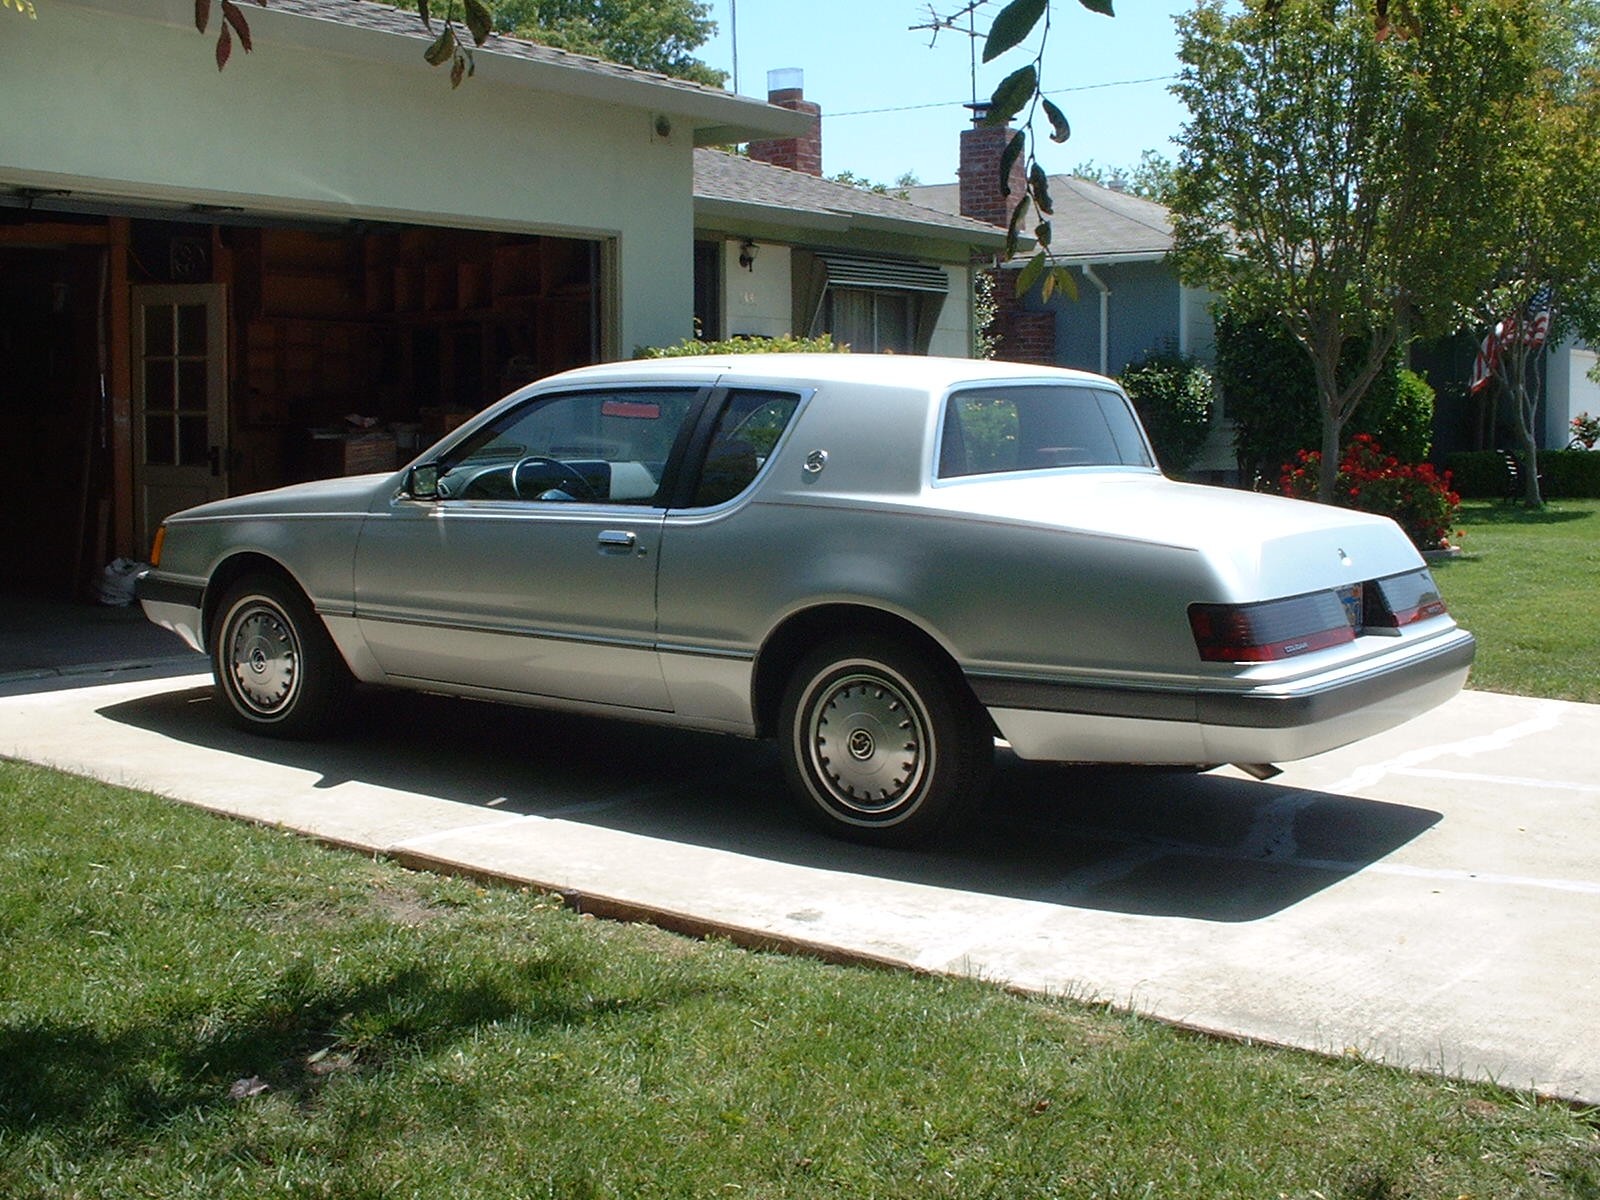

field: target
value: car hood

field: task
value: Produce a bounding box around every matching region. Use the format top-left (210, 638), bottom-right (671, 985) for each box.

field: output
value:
top-left (166, 473), bottom-right (394, 523)
top-left (926, 472), bottom-right (1425, 600)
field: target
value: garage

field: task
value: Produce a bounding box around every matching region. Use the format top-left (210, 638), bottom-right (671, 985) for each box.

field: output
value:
top-left (1, 0), bottom-right (807, 601)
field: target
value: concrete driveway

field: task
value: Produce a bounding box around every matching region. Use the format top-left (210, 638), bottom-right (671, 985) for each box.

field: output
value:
top-left (1, 671), bottom-right (1595, 1103)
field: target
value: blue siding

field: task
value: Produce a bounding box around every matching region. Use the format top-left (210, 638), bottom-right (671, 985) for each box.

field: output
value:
top-left (1025, 261), bottom-right (1185, 375)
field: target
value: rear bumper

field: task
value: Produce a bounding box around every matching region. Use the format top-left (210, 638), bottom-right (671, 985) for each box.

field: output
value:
top-left (974, 628), bottom-right (1476, 765)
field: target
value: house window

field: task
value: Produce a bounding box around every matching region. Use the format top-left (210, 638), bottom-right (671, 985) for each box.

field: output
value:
top-left (824, 288), bottom-right (919, 354)
top-left (797, 252), bottom-right (949, 355)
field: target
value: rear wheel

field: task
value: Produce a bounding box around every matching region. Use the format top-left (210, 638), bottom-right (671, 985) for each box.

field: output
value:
top-left (779, 636), bottom-right (992, 846)
top-left (211, 573), bottom-right (349, 737)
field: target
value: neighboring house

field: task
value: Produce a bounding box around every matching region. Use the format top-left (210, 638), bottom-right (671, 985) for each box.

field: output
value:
top-left (0, 6), bottom-right (999, 599)
top-left (1547, 337), bottom-right (1600, 446)
top-left (907, 110), bottom-right (1231, 475)
top-left (690, 76), bottom-right (1009, 358)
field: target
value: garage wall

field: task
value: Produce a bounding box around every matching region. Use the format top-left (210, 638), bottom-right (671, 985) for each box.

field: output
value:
top-left (0, 0), bottom-right (696, 354)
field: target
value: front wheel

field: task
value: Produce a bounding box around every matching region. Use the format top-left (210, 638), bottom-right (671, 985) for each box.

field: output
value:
top-left (211, 573), bottom-right (349, 737)
top-left (778, 637), bottom-right (992, 846)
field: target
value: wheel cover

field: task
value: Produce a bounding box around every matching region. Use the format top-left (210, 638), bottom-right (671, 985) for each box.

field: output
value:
top-left (225, 600), bottom-right (301, 717)
top-left (805, 668), bottom-right (930, 820)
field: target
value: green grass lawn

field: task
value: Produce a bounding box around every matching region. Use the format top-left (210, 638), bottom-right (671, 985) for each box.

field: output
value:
top-left (1430, 499), bottom-right (1600, 703)
top-left (2, 761), bottom-right (1597, 1198)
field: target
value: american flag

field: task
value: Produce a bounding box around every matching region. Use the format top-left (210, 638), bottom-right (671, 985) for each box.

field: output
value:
top-left (1521, 284), bottom-right (1554, 351)
top-left (1468, 285), bottom-right (1554, 393)
top-left (1468, 321), bottom-right (1502, 394)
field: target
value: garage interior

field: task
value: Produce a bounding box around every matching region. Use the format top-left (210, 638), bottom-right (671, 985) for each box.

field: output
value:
top-left (1, 207), bottom-right (604, 600)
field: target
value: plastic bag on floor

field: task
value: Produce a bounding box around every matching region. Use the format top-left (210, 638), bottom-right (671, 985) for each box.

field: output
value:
top-left (95, 558), bottom-right (148, 607)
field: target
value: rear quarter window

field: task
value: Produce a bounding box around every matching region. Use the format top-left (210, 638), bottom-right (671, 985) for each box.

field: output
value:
top-left (938, 384), bottom-right (1153, 478)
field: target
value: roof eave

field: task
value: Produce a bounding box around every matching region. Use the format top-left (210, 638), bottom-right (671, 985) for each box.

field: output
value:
top-left (72, 0), bottom-right (811, 143)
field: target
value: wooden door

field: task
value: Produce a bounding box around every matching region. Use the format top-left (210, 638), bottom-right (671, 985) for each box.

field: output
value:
top-left (132, 284), bottom-right (227, 552)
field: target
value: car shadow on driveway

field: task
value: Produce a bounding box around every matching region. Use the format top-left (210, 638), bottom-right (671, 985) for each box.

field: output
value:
top-left (98, 684), bottom-right (1441, 925)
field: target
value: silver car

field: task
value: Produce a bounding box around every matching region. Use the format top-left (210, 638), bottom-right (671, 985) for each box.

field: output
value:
top-left (138, 354), bottom-right (1474, 845)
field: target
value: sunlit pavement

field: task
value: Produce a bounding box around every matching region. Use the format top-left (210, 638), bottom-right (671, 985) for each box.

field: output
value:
top-left (2, 675), bottom-right (1595, 1103)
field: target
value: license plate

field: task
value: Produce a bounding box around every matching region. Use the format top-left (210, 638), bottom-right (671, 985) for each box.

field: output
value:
top-left (1338, 583), bottom-right (1364, 630)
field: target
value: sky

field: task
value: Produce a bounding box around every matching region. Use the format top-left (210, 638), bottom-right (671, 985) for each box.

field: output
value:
top-left (697, 1), bottom-right (1192, 186)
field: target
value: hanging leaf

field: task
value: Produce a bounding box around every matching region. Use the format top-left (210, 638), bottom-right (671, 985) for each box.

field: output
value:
top-left (982, 0), bottom-right (1047, 63)
top-left (419, 0), bottom-right (432, 28)
top-left (194, 0), bottom-right (211, 33)
top-left (998, 130), bottom-right (1025, 198)
top-left (1041, 268), bottom-right (1058, 303)
top-left (1051, 266), bottom-right (1079, 303)
top-left (423, 25), bottom-right (456, 66)
top-left (450, 51), bottom-right (466, 87)
top-left (221, 0), bottom-right (252, 53)
top-left (1005, 194), bottom-right (1032, 259)
top-left (1034, 221), bottom-right (1052, 249)
top-left (986, 64), bottom-right (1038, 127)
top-left (1076, 0), bottom-right (1114, 15)
top-left (1042, 97), bottom-right (1071, 144)
top-left (214, 21), bottom-right (232, 70)
top-left (1016, 250), bottom-right (1047, 298)
top-left (463, 0), bottom-right (493, 46)
top-left (1029, 164), bottom-right (1054, 216)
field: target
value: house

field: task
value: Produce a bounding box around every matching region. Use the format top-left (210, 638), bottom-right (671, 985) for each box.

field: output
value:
top-left (692, 74), bottom-right (1009, 358)
top-left (1, 5), bottom-right (1001, 599)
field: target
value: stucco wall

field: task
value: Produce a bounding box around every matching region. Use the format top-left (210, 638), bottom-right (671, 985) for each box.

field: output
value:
top-left (1, 0), bottom-right (697, 354)
top-left (721, 241), bottom-right (797, 339)
top-left (927, 264), bottom-right (972, 359)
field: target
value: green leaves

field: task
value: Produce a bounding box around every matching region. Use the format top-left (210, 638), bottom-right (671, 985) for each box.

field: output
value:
top-left (986, 65), bottom-right (1038, 126)
top-left (983, 0), bottom-right (1047, 63)
top-left (998, 131), bottom-right (1025, 198)
top-left (423, 24), bottom-right (456, 66)
top-left (463, 0), bottom-right (494, 46)
top-left (1014, 252), bottom-right (1079, 302)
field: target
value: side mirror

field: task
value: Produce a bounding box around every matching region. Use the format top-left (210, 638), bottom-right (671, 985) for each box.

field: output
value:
top-left (407, 463), bottom-right (440, 500)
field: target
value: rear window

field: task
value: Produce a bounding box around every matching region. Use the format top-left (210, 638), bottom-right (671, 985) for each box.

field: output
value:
top-left (937, 385), bottom-right (1153, 478)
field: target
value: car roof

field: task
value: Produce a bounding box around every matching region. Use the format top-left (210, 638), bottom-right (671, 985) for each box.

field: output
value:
top-left (537, 353), bottom-right (1119, 392)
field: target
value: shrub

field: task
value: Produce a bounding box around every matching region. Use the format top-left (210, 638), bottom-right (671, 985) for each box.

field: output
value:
top-left (1214, 312), bottom-right (1434, 480)
top-left (1117, 350), bottom-right (1215, 475)
top-left (1572, 412), bottom-right (1600, 450)
top-left (1281, 434), bottom-right (1460, 551)
top-left (1446, 449), bottom-right (1600, 499)
top-left (1442, 451), bottom-right (1507, 499)
top-left (636, 333), bottom-right (846, 358)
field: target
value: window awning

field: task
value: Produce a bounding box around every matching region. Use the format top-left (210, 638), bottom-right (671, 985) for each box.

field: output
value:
top-left (815, 253), bottom-right (950, 295)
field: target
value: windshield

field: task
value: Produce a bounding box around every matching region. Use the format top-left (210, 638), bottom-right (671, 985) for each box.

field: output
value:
top-left (937, 384), bottom-right (1154, 478)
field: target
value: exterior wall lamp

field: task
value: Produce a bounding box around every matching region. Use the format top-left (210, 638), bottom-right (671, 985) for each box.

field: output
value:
top-left (738, 240), bottom-right (758, 271)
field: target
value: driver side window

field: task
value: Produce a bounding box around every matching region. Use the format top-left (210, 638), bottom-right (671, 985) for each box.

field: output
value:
top-left (436, 388), bottom-right (699, 504)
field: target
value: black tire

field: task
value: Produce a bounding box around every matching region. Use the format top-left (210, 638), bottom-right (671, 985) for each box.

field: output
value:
top-left (210, 573), bottom-right (350, 737)
top-left (778, 636), bottom-right (992, 846)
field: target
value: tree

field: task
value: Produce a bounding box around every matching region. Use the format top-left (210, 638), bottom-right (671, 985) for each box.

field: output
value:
top-left (1169, 0), bottom-right (1543, 502)
top-left (1468, 57), bottom-right (1600, 506)
top-left (485, 0), bottom-right (724, 86)
top-left (1067, 151), bottom-right (1178, 204)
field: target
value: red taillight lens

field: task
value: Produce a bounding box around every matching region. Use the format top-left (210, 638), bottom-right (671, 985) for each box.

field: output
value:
top-left (1189, 590), bottom-right (1357, 663)
top-left (1365, 568), bottom-right (1448, 628)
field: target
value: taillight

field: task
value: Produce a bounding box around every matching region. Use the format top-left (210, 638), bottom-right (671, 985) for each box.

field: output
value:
top-left (1364, 568), bottom-right (1448, 628)
top-left (1189, 589), bottom-right (1357, 662)
top-left (149, 524), bottom-right (166, 569)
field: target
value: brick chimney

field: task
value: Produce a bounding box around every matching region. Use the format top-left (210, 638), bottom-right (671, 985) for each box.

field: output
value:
top-left (958, 102), bottom-right (1027, 228)
top-left (747, 68), bottom-right (822, 176)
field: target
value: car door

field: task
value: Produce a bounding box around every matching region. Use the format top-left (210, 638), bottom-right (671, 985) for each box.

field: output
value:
top-left (352, 386), bottom-right (704, 711)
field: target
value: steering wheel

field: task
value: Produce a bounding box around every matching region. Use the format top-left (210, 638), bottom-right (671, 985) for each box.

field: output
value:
top-left (511, 455), bottom-right (598, 501)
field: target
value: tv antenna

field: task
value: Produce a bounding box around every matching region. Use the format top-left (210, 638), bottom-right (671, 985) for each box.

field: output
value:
top-left (910, 0), bottom-right (996, 108)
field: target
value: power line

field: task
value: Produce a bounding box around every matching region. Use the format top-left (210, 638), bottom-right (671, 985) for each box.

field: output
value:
top-left (829, 73), bottom-right (1176, 119)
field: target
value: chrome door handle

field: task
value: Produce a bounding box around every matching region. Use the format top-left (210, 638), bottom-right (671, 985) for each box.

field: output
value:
top-left (597, 530), bottom-right (637, 550)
